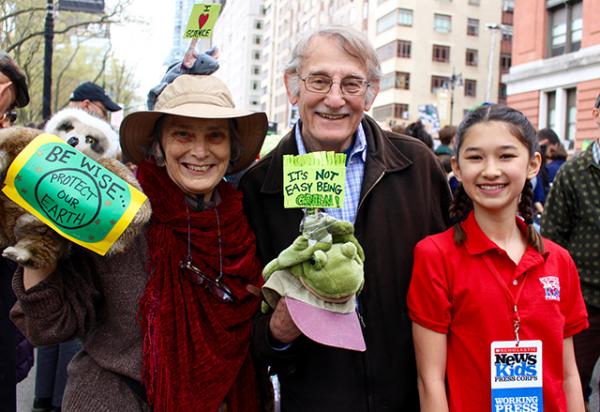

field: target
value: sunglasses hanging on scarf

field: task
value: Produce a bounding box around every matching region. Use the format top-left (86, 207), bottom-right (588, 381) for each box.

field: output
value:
top-left (179, 204), bottom-right (237, 303)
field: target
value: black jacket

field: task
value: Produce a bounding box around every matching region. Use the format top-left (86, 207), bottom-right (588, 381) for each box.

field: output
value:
top-left (239, 116), bottom-right (451, 412)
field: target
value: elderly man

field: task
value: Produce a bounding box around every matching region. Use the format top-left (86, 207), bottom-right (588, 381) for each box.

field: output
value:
top-left (68, 81), bottom-right (121, 121)
top-left (240, 27), bottom-right (451, 411)
top-left (542, 93), bottom-right (600, 405)
top-left (0, 52), bottom-right (29, 412)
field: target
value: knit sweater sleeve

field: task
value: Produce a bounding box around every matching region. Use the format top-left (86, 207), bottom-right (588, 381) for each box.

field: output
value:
top-left (10, 249), bottom-right (101, 346)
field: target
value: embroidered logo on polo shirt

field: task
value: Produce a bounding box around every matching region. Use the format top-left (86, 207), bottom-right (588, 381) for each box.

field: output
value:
top-left (539, 276), bottom-right (560, 301)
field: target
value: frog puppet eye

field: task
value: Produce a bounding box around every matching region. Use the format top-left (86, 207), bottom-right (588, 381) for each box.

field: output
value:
top-left (310, 250), bottom-right (328, 270)
top-left (341, 242), bottom-right (357, 258)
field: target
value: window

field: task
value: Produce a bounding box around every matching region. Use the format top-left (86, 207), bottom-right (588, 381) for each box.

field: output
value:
top-left (547, 91), bottom-right (556, 130)
top-left (251, 81), bottom-right (260, 91)
top-left (372, 103), bottom-right (409, 121)
top-left (398, 9), bottom-right (413, 26)
top-left (565, 88), bottom-right (577, 143)
top-left (503, 0), bottom-right (515, 11)
top-left (254, 35), bottom-right (262, 45)
top-left (255, 20), bottom-right (263, 30)
top-left (499, 83), bottom-right (507, 102)
top-left (434, 14), bottom-right (452, 33)
top-left (466, 48), bottom-right (478, 66)
top-left (253, 51), bottom-right (261, 60)
top-left (376, 8), bottom-right (413, 33)
top-left (469, 0), bottom-right (480, 5)
top-left (464, 79), bottom-right (477, 97)
top-left (548, 0), bottom-right (582, 57)
top-left (432, 45), bottom-right (450, 63)
top-left (467, 18), bottom-right (479, 36)
top-left (376, 40), bottom-right (412, 61)
top-left (397, 40), bottom-right (412, 58)
top-left (381, 72), bottom-right (411, 91)
top-left (500, 53), bottom-right (511, 73)
top-left (252, 65), bottom-right (261, 75)
top-left (431, 75), bottom-right (448, 92)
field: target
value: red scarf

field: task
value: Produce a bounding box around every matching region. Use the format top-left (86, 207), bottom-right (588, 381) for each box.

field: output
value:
top-left (137, 161), bottom-right (263, 412)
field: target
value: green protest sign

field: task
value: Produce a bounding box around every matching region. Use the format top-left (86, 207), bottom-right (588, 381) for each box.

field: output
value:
top-left (184, 3), bottom-right (222, 38)
top-left (2, 134), bottom-right (148, 255)
top-left (581, 139), bottom-right (592, 151)
top-left (283, 152), bottom-right (346, 209)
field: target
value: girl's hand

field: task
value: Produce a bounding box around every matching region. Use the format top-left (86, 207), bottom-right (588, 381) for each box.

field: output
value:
top-left (562, 337), bottom-right (585, 412)
top-left (413, 322), bottom-right (450, 412)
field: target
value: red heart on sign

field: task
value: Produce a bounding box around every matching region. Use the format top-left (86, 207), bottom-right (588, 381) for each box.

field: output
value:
top-left (198, 13), bottom-right (209, 29)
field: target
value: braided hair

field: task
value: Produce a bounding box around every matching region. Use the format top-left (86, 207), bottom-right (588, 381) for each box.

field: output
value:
top-left (450, 104), bottom-right (544, 253)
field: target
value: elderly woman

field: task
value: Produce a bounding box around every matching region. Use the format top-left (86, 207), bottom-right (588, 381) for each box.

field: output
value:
top-left (11, 75), bottom-right (268, 412)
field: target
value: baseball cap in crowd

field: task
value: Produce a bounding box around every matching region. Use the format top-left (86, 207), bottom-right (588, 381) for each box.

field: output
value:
top-left (262, 268), bottom-right (366, 352)
top-left (70, 82), bottom-right (121, 112)
top-left (0, 52), bottom-right (30, 108)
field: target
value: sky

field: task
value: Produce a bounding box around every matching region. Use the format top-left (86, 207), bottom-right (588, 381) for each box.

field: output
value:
top-left (110, 0), bottom-right (176, 110)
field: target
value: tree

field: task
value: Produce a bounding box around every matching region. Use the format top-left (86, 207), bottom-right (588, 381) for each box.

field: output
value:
top-left (0, 0), bottom-right (141, 125)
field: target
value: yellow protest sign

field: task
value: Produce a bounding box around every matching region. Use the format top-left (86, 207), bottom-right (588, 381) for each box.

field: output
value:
top-left (283, 152), bottom-right (346, 209)
top-left (184, 3), bottom-right (222, 38)
top-left (2, 134), bottom-right (148, 255)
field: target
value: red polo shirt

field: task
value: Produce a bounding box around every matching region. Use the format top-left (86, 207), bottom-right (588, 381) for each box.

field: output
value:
top-left (408, 212), bottom-right (588, 412)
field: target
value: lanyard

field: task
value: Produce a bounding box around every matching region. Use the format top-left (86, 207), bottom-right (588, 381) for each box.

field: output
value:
top-left (481, 254), bottom-right (529, 345)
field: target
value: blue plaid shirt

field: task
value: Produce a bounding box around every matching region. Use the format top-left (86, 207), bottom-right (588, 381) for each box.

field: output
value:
top-left (294, 120), bottom-right (367, 223)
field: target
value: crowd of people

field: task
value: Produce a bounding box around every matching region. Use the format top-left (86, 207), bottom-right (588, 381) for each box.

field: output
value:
top-left (0, 23), bottom-right (598, 412)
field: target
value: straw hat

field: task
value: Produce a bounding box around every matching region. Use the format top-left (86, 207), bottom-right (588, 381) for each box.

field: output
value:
top-left (120, 75), bottom-right (267, 173)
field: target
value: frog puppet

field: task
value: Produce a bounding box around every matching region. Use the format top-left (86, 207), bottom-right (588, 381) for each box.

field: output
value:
top-left (261, 213), bottom-right (366, 351)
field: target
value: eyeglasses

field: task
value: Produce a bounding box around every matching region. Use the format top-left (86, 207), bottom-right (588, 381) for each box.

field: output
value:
top-left (180, 206), bottom-right (237, 303)
top-left (299, 75), bottom-right (370, 96)
top-left (179, 257), bottom-right (236, 303)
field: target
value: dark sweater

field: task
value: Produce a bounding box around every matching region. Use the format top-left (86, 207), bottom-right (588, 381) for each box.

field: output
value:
top-left (542, 143), bottom-right (600, 308)
top-left (11, 236), bottom-right (150, 411)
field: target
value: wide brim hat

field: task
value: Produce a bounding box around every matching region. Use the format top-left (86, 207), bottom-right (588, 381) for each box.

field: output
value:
top-left (120, 75), bottom-right (267, 173)
top-left (263, 269), bottom-right (366, 352)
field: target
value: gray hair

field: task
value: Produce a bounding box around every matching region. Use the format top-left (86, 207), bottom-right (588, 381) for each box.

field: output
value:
top-left (147, 116), bottom-right (240, 172)
top-left (285, 25), bottom-right (382, 103)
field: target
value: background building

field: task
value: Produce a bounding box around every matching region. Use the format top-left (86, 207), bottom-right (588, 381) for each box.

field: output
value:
top-left (369, 0), bottom-right (509, 130)
top-left (187, 0), bottom-right (512, 135)
top-left (213, 0), bottom-right (266, 112)
top-left (504, 0), bottom-right (600, 149)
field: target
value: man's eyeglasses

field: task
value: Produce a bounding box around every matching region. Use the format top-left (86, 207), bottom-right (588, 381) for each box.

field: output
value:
top-left (179, 257), bottom-right (237, 303)
top-left (300, 75), bottom-right (370, 96)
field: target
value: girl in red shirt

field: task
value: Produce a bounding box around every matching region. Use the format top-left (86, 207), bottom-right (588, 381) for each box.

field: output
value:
top-left (408, 105), bottom-right (588, 412)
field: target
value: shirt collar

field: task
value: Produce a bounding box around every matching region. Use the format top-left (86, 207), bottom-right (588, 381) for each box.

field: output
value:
top-left (461, 211), bottom-right (547, 262)
top-left (294, 119), bottom-right (368, 162)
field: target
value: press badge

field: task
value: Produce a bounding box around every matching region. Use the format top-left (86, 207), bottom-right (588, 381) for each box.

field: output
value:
top-left (491, 340), bottom-right (543, 412)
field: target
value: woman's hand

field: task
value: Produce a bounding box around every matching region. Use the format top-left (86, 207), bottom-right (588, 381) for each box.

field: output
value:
top-left (23, 265), bottom-right (56, 291)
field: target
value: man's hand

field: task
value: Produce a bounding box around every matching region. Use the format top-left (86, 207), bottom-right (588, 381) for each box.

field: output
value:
top-left (269, 298), bottom-right (302, 344)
